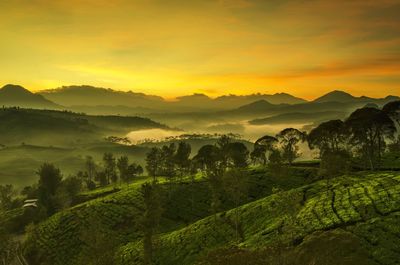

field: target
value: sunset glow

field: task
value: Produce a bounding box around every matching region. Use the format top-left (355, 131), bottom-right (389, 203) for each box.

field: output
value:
top-left (1, 0), bottom-right (399, 99)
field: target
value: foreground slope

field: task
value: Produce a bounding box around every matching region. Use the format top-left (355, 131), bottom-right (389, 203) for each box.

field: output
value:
top-left (24, 167), bottom-right (313, 265)
top-left (118, 172), bottom-right (400, 265)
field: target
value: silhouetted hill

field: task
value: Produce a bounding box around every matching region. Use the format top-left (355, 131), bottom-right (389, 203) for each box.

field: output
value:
top-left (39, 85), bottom-right (164, 108)
top-left (313, 90), bottom-right (357, 103)
top-left (0, 108), bottom-right (168, 146)
top-left (0, 84), bottom-right (59, 109)
top-left (313, 90), bottom-right (399, 104)
top-left (249, 111), bottom-right (347, 125)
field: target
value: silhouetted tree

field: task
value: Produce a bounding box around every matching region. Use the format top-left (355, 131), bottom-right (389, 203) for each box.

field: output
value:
top-left (223, 169), bottom-right (248, 242)
top-left (146, 147), bottom-right (162, 181)
top-left (308, 120), bottom-right (347, 156)
top-left (141, 181), bottom-right (163, 265)
top-left (253, 135), bottom-right (278, 165)
top-left (85, 155), bottom-right (96, 184)
top-left (103, 153), bottom-right (117, 185)
top-left (174, 142), bottom-right (192, 178)
top-left (37, 163), bottom-right (63, 216)
top-left (160, 143), bottom-right (176, 183)
top-left (117, 156), bottom-right (129, 185)
top-left (276, 128), bottom-right (305, 165)
top-left (226, 142), bottom-right (249, 168)
top-left (127, 163), bottom-right (143, 184)
top-left (194, 145), bottom-right (223, 217)
top-left (345, 107), bottom-right (396, 170)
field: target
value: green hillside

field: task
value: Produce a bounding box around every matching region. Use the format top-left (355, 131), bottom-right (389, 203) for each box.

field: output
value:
top-left (23, 167), bottom-right (314, 265)
top-left (22, 168), bottom-right (400, 265)
top-left (119, 172), bottom-right (400, 265)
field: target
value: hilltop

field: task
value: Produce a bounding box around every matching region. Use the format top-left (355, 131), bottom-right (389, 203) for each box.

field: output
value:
top-left (0, 84), bottom-right (60, 109)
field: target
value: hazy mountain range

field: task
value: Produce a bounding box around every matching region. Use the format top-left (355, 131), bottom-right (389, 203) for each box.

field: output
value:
top-left (1, 84), bottom-right (399, 132)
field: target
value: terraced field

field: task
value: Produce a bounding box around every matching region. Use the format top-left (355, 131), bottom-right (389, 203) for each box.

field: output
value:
top-left (25, 167), bottom-right (313, 265)
top-left (118, 173), bottom-right (400, 265)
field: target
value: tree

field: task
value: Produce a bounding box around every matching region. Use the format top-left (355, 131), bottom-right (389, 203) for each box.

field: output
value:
top-left (160, 143), bottom-right (176, 182)
top-left (194, 145), bottom-right (224, 217)
top-left (146, 147), bottom-right (162, 181)
top-left (59, 176), bottom-right (83, 207)
top-left (222, 169), bottom-right (248, 242)
top-left (174, 142), bottom-right (192, 178)
top-left (141, 182), bottom-right (163, 265)
top-left (345, 107), bottom-right (396, 170)
top-left (85, 156), bottom-right (96, 183)
top-left (383, 100), bottom-right (400, 128)
top-left (217, 135), bottom-right (232, 170)
top-left (37, 163), bottom-right (63, 216)
top-left (308, 120), bottom-right (347, 156)
top-left (276, 128), bottom-right (306, 165)
top-left (226, 142), bottom-right (249, 168)
top-left (127, 163), bottom-right (143, 184)
top-left (103, 153), bottom-right (117, 185)
top-left (117, 156), bottom-right (129, 185)
top-left (0, 228), bottom-right (16, 265)
top-left (253, 135), bottom-right (278, 165)
top-left (250, 144), bottom-right (267, 165)
top-left (0, 185), bottom-right (16, 211)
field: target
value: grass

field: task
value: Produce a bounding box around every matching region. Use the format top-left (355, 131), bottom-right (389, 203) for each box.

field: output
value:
top-left (118, 172), bottom-right (400, 265)
top-left (24, 167), bottom-right (313, 265)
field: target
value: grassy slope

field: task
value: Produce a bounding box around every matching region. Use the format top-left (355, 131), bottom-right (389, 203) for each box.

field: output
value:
top-left (0, 143), bottom-right (151, 188)
top-left (118, 172), bottom-right (400, 265)
top-left (24, 167), bottom-right (314, 265)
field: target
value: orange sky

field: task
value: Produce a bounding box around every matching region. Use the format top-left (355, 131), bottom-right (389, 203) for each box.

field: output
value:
top-left (0, 0), bottom-right (399, 100)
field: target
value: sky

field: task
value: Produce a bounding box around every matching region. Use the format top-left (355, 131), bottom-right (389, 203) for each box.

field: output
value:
top-left (0, 0), bottom-right (399, 100)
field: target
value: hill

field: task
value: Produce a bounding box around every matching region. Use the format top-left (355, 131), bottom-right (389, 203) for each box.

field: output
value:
top-left (0, 108), bottom-right (168, 146)
top-left (23, 167), bottom-right (315, 265)
top-left (314, 90), bottom-right (399, 104)
top-left (0, 84), bottom-right (59, 109)
top-left (39, 85), bottom-right (164, 109)
top-left (249, 111), bottom-right (348, 125)
top-left (22, 169), bottom-right (400, 265)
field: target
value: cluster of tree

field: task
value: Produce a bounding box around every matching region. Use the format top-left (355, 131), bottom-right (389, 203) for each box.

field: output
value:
top-left (251, 101), bottom-right (400, 179)
top-left (145, 142), bottom-right (192, 181)
top-left (82, 153), bottom-right (143, 189)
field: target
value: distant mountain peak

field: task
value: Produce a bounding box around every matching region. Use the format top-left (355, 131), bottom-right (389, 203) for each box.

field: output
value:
top-left (1, 84), bottom-right (32, 94)
top-left (313, 90), bottom-right (356, 103)
top-left (0, 84), bottom-right (59, 108)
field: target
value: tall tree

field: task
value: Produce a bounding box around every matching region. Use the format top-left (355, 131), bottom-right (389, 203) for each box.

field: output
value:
top-left (194, 145), bottom-right (224, 217)
top-left (217, 135), bottom-right (232, 170)
top-left (345, 107), bottom-right (396, 170)
top-left (141, 182), bottom-right (163, 265)
top-left (146, 147), bottom-right (162, 181)
top-left (308, 119), bottom-right (347, 156)
top-left (127, 163), bottom-right (143, 184)
top-left (160, 143), bottom-right (176, 182)
top-left (37, 163), bottom-right (63, 216)
top-left (252, 135), bottom-right (278, 165)
top-left (117, 156), bottom-right (129, 185)
top-left (85, 156), bottom-right (96, 183)
top-left (226, 142), bottom-right (249, 168)
top-left (103, 153), bottom-right (117, 185)
top-left (174, 142), bottom-right (191, 178)
top-left (276, 128), bottom-right (306, 165)
top-left (222, 169), bottom-right (248, 242)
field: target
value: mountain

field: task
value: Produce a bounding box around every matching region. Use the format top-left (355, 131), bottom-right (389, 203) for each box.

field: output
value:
top-left (39, 85), bottom-right (165, 108)
top-left (39, 85), bottom-right (307, 112)
top-left (0, 84), bottom-right (59, 109)
top-left (313, 90), bottom-right (357, 103)
top-left (0, 107), bottom-right (168, 146)
top-left (249, 110), bottom-right (348, 125)
top-left (313, 90), bottom-right (399, 104)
